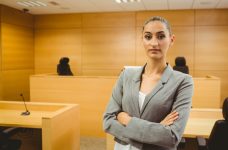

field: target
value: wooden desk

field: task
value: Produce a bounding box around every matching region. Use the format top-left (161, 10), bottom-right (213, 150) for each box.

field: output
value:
top-left (184, 108), bottom-right (222, 138)
top-left (192, 76), bottom-right (221, 108)
top-left (106, 108), bottom-right (223, 150)
top-left (30, 75), bottom-right (116, 137)
top-left (30, 75), bottom-right (220, 137)
top-left (0, 101), bottom-right (80, 150)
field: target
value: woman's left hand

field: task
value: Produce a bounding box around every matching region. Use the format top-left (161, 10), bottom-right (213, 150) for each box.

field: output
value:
top-left (117, 112), bottom-right (132, 126)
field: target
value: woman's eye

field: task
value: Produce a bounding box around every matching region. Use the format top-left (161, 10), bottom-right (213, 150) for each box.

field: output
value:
top-left (144, 35), bottom-right (152, 40)
top-left (157, 34), bottom-right (165, 40)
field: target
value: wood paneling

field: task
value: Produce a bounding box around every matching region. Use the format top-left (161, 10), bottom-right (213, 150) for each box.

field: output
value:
top-left (35, 14), bottom-right (81, 29)
top-left (2, 69), bottom-right (34, 101)
top-left (35, 29), bottom-right (82, 75)
top-left (30, 75), bottom-right (117, 137)
top-left (135, 27), bottom-right (147, 66)
top-left (195, 70), bottom-right (228, 107)
top-left (0, 5), bottom-right (34, 102)
top-left (82, 12), bottom-right (135, 27)
top-left (1, 5), bottom-right (33, 27)
top-left (42, 104), bottom-right (80, 150)
top-left (30, 75), bottom-right (221, 137)
top-left (82, 27), bottom-right (135, 70)
top-left (195, 9), bottom-right (228, 26)
top-left (2, 23), bottom-right (34, 70)
top-left (0, 101), bottom-right (80, 150)
top-left (82, 69), bottom-right (122, 76)
top-left (195, 26), bottom-right (228, 71)
top-left (167, 27), bottom-right (194, 70)
top-left (33, 10), bottom-right (228, 106)
top-left (0, 6), bottom-right (2, 100)
top-left (136, 10), bottom-right (194, 27)
top-left (193, 77), bottom-right (220, 108)
top-left (0, 5), bottom-right (2, 22)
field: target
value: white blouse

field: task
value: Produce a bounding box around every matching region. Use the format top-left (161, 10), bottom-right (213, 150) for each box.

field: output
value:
top-left (114, 92), bottom-right (146, 150)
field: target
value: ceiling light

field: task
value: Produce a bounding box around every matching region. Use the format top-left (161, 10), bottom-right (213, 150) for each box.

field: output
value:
top-left (35, 1), bottom-right (47, 6)
top-left (115, 0), bottom-right (141, 3)
top-left (17, 1), bottom-right (47, 7)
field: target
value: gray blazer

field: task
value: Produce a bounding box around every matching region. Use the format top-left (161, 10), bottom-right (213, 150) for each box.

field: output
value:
top-left (103, 64), bottom-right (194, 150)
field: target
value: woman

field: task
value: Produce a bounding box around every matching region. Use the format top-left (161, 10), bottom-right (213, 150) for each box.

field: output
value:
top-left (103, 16), bottom-right (194, 150)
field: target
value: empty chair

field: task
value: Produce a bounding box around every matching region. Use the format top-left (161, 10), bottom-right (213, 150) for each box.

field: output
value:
top-left (57, 57), bottom-right (73, 76)
top-left (197, 97), bottom-right (228, 150)
top-left (173, 57), bottom-right (189, 74)
top-left (0, 128), bottom-right (21, 150)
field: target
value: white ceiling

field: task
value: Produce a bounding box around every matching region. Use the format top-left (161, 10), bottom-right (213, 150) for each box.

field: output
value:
top-left (0, 0), bottom-right (227, 14)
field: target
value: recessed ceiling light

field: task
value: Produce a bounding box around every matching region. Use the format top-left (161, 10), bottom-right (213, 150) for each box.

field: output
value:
top-left (17, 1), bottom-right (47, 7)
top-left (115, 0), bottom-right (141, 3)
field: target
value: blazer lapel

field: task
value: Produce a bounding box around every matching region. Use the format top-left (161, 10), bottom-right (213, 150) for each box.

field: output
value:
top-left (131, 66), bottom-right (145, 117)
top-left (140, 64), bottom-right (173, 116)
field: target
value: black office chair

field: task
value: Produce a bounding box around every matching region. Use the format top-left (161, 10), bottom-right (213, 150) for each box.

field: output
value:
top-left (196, 97), bottom-right (228, 150)
top-left (173, 57), bottom-right (189, 74)
top-left (0, 127), bottom-right (21, 150)
top-left (57, 57), bottom-right (73, 76)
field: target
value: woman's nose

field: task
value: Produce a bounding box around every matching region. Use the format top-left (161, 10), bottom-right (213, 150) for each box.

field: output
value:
top-left (150, 37), bottom-right (159, 47)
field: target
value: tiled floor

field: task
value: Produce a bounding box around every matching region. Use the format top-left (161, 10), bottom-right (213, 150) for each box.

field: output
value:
top-left (80, 136), bottom-right (106, 150)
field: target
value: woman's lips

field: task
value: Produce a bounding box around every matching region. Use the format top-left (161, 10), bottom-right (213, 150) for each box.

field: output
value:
top-left (148, 49), bottom-right (161, 52)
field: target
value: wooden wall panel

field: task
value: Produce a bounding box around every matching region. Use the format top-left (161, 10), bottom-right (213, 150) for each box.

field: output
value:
top-left (135, 27), bottom-right (147, 66)
top-left (195, 70), bottom-right (228, 107)
top-left (2, 23), bottom-right (34, 70)
top-left (82, 69), bottom-right (121, 76)
top-left (0, 5), bottom-right (2, 22)
top-left (195, 26), bottom-right (228, 71)
top-left (195, 9), bottom-right (228, 26)
top-left (0, 25), bottom-right (1, 69)
top-left (2, 70), bottom-right (34, 101)
top-left (34, 10), bottom-right (228, 102)
top-left (35, 29), bottom-right (82, 75)
top-left (1, 5), bottom-right (33, 27)
top-left (35, 14), bottom-right (81, 29)
top-left (167, 27), bottom-right (194, 70)
top-left (30, 75), bottom-right (117, 137)
top-left (82, 12), bottom-right (135, 27)
top-left (0, 5), bottom-right (34, 101)
top-left (136, 10), bottom-right (194, 27)
top-left (82, 27), bottom-right (135, 71)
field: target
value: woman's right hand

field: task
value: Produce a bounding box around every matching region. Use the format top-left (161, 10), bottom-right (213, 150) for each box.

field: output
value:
top-left (160, 110), bottom-right (179, 126)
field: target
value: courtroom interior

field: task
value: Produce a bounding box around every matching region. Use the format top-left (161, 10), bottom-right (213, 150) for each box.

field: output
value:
top-left (0, 0), bottom-right (227, 150)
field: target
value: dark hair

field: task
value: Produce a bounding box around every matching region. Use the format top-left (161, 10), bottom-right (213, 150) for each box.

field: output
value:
top-left (222, 97), bottom-right (228, 121)
top-left (142, 16), bottom-right (172, 35)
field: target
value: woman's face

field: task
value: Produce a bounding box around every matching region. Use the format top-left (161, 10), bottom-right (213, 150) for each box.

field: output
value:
top-left (142, 21), bottom-right (174, 60)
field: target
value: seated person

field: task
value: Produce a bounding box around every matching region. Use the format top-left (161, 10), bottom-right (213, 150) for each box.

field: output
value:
top-left (173, 56), bottom-right (189, 74)
top-left (57, 57), bottom-right (73, 76)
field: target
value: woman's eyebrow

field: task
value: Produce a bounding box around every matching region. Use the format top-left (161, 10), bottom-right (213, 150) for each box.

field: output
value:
top-left (144, 32), bottom-right (151, 34)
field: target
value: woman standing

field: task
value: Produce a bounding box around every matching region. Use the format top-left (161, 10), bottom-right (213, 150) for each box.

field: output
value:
top-left (103, 16), bottom-right (193, 150)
